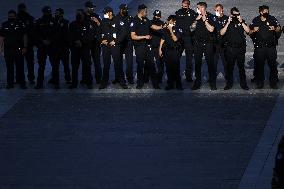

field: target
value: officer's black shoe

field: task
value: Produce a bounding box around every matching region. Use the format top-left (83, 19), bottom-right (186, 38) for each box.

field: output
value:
top-left (68, 84), bottom-right (77, 89)
top-left (34, 83), bottom-right (43, 89)
top-left (120, 83), bottom-right (128, 89)
top-left (96, 80), bottom-right (101, 85)
top-left (86, 84), bottom-right (93, 89)
top-left (99, 84), bottom-right (107, 90)
top-left (241, 84), bottom-right (249, 91)
top-left (48, 78), bottom-right (55, 84)
top-left (270, 83), bottom-right (279, 90)
top-left (80, 80), bottom-right (86, 84)
top-left (165, 85), bottom-right (174, 90)
top-left (224, 84), bottom-right (233, 90)
top-left (176, 85), bottom-right (184, 91)
top-left (251, 77), bottom-right (257, 83)
top-left (256, 82), bottom-right (264, 89)
top-left (5, 84), bottom-right (14, 89)
top-left (210, 83), bottom-right (217, 90)
top-left (112, 79), bottom-right (119, 84)
top-left (191, 83), bottom-right (201, 90)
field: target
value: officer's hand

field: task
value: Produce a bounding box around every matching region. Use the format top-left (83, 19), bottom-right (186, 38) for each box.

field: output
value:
top-left (202, 15), bottom-right (207, 22)
top-left (159, 49), bottom-right (163, 57)
top-left (237, 16), bottom-right (243, 23)
top-left (269, 26), bottom-right (275, 31)
top-left (91, 17), bottom-right (100, 26)
top-left (196, 14), bottom-right (202, 21)
top-left (42, 40), bottom-right (50, 46)
top-left (145, 35), bottom-right (152, 40)
top-left (109, 40), bottom-right (115, 46)
top-left (253, 27), bottom-right (260, 32)
top-left (228, 16), bottom-right (232, 23)
top-left (22, 48), bottom-right (27, 55)
top-left (167, 24), bottom-right (173, 31)
top-left (101, 40), bottom-right (108, 45)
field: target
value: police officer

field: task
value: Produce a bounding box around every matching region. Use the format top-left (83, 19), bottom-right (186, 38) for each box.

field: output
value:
top-left (69, 9), bottom-right (94, 89)
top-left (0, 10), bottom-right (27, 89)
top-left (49, 8), bottom-right (71, 89)
top-left (213, 4), bottom-right (229, 82)
top-left (17, 3), bottom-right (35, 84)
top-left (191, 2), bottom-right (216, 90)
top-left (116, 4), bottom-right (134, 84)
top-left (99, 7), bottom-right (128, 89)
top-left (130, 4), bottom-right (162, 89)
top-left (250, 5), bottom-right (281, 89)
top-left (150, 10), bottom-right (165, 83)
top-left (220, 7), bottom-right (250, 90)
top-left (175, 0), bottom-right (197, 82)
top-left (34, 6), bottom-right (58, 89)
top-left (84, 1), bottom-right (101, 84)
top-left (159, 15), bottom-right (183, 90)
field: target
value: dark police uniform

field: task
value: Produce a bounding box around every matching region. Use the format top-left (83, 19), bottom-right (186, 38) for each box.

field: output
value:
top-left (34, 12), bottom-right (58, 88)
top-left (150, 13), bottom-right (165, 83)
top-left (223, 18), bottom-right (249, 90)
top-left (99, 11), bottom-right (127, 89)
top-left (213, 14), bottom-right (229, 81)
top-left (85, 12), bottom-right (102, 84)
top-left (175, 7), bottom-right (197, 82)
top-left (17, 10), bottom-right (35, 83)
top-left (161, 26), bottom-right (183, 90)
top-left (192, 13), bottom-right (217, 90)
top-left (0, 18), bottom-right (27, 89)
top-left (250, 15), bottom-right (281, 88)
top-left (130, 15), bottom-right (160, 89)
top-left (116, 12), bottom-right (134, 84)
top-left (68, 18), bottom-right (94, 89)
top-left (52, 15), bottom-right (71, 87)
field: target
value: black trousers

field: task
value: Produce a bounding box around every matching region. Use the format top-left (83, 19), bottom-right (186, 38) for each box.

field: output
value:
top-left (121, 40), bottom-right (134, 81)
top-left (101, 45), bottom-right (126, 85)
top-left (51, 48), bottom-right (71, 85)
top-left (165, 48), bottom-right (181, 86)
top-left (134, 44), bottom-right (158, 87)
top-left (153, 47), bottom-right (164, 81)
top-left (225, 46), bottom-right (247, 86)
top-left (4, 48), bottom-right (25, 86)
top-left (90, 40), bottom-right (102, 83)
top-left (214, 44), bottom-right (227, 80)
top-left (71, 47), bottom-right (93, 86)
top-left (254, 46), bottom-right (278, 84)
top-left (194, 42), bottom-right (216, 84)
top-left (36, 46), bottom-right (56, 84)
top-left (183, 35), bottom-right (194, 79)
top-left (24, 45), bottom-right (35, 81)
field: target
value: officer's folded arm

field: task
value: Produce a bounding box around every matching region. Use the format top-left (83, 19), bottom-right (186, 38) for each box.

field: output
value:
top-left (159, 39), bottom-right (165, 57)
top-left (131, 32), bottom-right (146, 41)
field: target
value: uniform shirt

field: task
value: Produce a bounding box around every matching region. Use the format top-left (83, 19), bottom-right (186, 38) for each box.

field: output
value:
top-left (150, 18), bottom-right (165, 48)
top-left (85, 12), bottom-right (101, 41)
top-left (17, 12), bottom-right (34, 46)
top-left (212, 14), bottom-right (229, 45)
top-left (130, 15), bottom-right (153, 46)
top-left (223, 19), bottom-right (247, 47)
top-left (161, 26), bottom-right (182, 49)
top-left (175, 8), bottom-right (197, 35)
top-left (250, 15), bottom-right (280, 46)
top-left (34, 15), bottom-right (58, 47)
top-left (193, 13), bottom-right (216, 44)
top-left (0, 19), bottom-right (26, 49)
top-left (100, 16), bottom-right (127, 46)
top-left (54, 18), bottom-right (69, 48)
top-left (69, 20), bottom-right (95, 48)
top-left (116, 14), bottom-right (133, 41)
